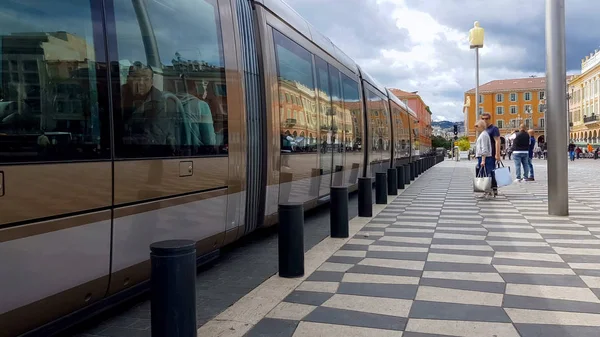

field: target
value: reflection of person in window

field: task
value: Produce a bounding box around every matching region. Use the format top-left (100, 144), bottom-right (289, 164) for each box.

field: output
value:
top-left (120, 62), bottom-right (176, 155)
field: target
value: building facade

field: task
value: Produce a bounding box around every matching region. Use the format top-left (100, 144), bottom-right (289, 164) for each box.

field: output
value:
top-left (464, 77), bottom-right (547, 148)
top-left (390, 89), bottom-right (432, 154)
top-left (568, 50), bottom-right (600, 146)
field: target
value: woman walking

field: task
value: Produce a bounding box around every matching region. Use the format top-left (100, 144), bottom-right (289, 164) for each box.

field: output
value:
top-left (474, 120), bottom-right (493, 198)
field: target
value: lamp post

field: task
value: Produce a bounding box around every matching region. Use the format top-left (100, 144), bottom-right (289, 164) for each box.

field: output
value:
top-left (469, 22), bottom-right (485, 119)
top-left (545, 0), bottom-right (568, 216)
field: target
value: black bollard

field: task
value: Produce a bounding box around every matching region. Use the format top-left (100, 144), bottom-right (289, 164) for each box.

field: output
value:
top-left (404, 164), bottom-right (410, 184)
top-left (358, 177), bottom-right (373, 217)
top-left (375, 172), bottom-right (387, 204)
top-left (278, 203), bottom-right (304, 278)
top-left (410, 162), bottom-right (415, 181)
top-left (415, 161), bottom-right (420, 177)
top-left (387, 168), bottom-right (398, 196)
top-left (397, 165), bottom-right (405, 190)
top-left (330, 186), bottom-right (349, 238)
top-left (150, 240), bottom-right (197, 337)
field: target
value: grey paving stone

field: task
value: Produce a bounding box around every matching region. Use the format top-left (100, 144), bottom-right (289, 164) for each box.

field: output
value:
top-left (541, 234), bottom-right (595, 240)
top-left (489, 246), bottom-right (558, 253)
top-left (485, 227), bottom-right (538, 233)
top-left (326, 256), bottom-right (363, 265)
top-left (366, 251), bottom-right (429, 261)
top-left (371, 240), bottom-right (431, 248)
top-left (485, 236), bottom-right (546, 242)
top-left (383, 232), bottom-right (436, 238)
top-left (424, 262), bottom-right (498, 273)
top-left (346, 264), bottom-right (423, 277)
top-left (409, 300), bottom-right (511, 322)
top-left (515, 324), bottom-right (600, 337)
top-left (283, 291), bottom-right (333, 306)
top-left (419, 277), bottom-right (505, 294)
top-left (306, 271), bottom-right (345, 282)
top-left (431, 239), bottom-right (489, 246)
top-left (303, 306), bottom-right (407, 331)
top-left (428, 248), bottom-right (495, 257)
top-left (337, 282), bottom-right (419, 300)
top-left (503, 294), bottom-right (600, 314)
top-left (491, 258), bottom-right (569, 268)
top-left (244, 318), bottom-right (298, 337)
top-left (552, 254), bottom-right (600, 263)
top-left (572, 269), bottom-right (600, 277)
top-left (339, 244), bottom-right (370, 251)
top-left (500, 274), bottom-right (587, 287)
top-left (403, 332), bottom-right (456, 337)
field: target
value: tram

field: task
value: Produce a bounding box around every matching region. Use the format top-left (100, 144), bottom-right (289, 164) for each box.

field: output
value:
top-left (0, 0), bottom-right (424, 335)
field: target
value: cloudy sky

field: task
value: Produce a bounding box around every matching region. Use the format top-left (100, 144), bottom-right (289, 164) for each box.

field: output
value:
top-left (284, 0), bottom-right (599, 122)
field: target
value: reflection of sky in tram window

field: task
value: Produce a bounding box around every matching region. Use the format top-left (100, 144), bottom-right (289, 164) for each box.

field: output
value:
top-left (342, 75), bottom-right (359, 102)
top-left (0, 1), bottom-right (95, 47)
top-left (274, 30), bottom-right (314, 90)
top-left (114, 0), bottom-right (223, 69)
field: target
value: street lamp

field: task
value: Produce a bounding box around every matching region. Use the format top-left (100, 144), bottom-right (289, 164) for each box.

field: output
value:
top-left (469, 21), bottom-right (485, 119)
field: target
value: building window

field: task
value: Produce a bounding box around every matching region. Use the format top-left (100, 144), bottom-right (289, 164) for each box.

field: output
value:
top-left (525, 118), bottom-right (532, 129)
top-left (539, 104), bottom-right (544, 113)
top-left (510, 106), bottom-right (518, 114)
top-left (524, 104), bottom-right (532, 114)
top-left (524, 92), bottom-right (531, 101)
top-left (478, 94), bottom-right (483, 103)
top-left (496, 106), bottom-right (504, 115)
top-left (539, 91), bottom-right (545, 100)
top-left (478, 107), bottom-right (483, 115)
top-left (510, 93), bottom-right (517, 102)
top-left (496, 93), bottom-right (503, 102)
top-left (497, 120), bottom-right (504, 129)
top-left (540, 118), bottom-right (545, 128)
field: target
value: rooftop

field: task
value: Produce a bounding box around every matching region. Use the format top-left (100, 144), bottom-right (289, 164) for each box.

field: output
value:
top-left (465, 77), bottom-right (547, 94)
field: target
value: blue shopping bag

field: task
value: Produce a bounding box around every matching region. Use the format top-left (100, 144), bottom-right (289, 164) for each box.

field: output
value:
top-left (494, 161), bottom-right (512, 187)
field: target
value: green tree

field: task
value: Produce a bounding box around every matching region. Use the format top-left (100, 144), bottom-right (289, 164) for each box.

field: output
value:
top-left (456, 138), bottom-right (471, 151)
top-left (431, 135), bottom-right (451, 149)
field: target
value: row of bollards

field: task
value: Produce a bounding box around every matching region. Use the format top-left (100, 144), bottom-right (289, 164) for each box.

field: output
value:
top-left (148, 156), bottom-right (443, 336)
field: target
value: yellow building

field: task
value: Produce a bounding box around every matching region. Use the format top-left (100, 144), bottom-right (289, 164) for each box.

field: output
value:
top-left (464, 77), bottom-right (547, 148)
top-left (569, 50), bottom-right (600, 146)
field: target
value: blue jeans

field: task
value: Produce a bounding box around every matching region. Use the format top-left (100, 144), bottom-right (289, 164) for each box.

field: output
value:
top-left (527, 156), bottom-right (534, 178)
top-left (513, 153), bottom-right (529, 179)
top-left (569, 151), bottom-right (575, 161)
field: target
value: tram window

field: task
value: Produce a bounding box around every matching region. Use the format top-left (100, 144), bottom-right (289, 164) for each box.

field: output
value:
top-left (341, 75), bottom-right (361, 152)
top-left (273, 30), bottom-right (317, 153)
top-left (0, 1), bottom-right (109, 163)
top-left (367, 90), bottom-right (389, 158)
top-left (112, 0), bottom-right (227, 158)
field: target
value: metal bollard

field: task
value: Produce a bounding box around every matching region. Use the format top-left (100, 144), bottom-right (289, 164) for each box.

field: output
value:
top-left (415, 161), bottom-right (420, 177)
top-left (397, 165), bottom-right (405, 190)
top-left (375, 172), bottom-right (387, 204)
top-left (150, 240), bottom-right (197, 337)
top-left (410, 162), bottom-right (415, 181)
top-left (278, 203), bottom-right (304, 278)
top-left (387, 168), bottom-right (398, 196)
top-left (358, 177), bottom-right (373, 217)
top-left (404, 164), bottom-right (410, 184)
top-left (330, 186), bottom-right (349, 238)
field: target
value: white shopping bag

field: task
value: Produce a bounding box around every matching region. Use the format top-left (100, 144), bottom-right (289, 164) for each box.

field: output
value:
top-left (494, 161), bottom-right (512, 187)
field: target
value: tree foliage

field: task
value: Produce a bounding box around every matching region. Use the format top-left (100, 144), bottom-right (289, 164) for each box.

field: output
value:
top-left (431, 136), bottom-right (451, 149)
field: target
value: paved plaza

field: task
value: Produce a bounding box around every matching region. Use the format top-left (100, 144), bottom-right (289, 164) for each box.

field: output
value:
top-left (201, 158), bottom-right (600, 337)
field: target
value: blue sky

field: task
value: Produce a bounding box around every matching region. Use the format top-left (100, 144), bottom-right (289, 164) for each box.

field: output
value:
top-left (284, 0), bottom-right (600, 122)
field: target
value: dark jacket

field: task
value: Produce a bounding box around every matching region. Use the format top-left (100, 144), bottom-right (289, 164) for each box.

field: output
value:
top-left (512, 131), bottom-right (530, 152)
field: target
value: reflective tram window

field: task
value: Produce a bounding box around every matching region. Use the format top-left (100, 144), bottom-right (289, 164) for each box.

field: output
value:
top-left (0, 1), bottom-right (109, 163)
top-left (273, 30), bottom-right (317, 153)
top-left (112, 0), bottom-right (228, 158)
top-left (367, 90), bottom-right (390, 160)
top-left (341, 75), bottom-right (361, 152)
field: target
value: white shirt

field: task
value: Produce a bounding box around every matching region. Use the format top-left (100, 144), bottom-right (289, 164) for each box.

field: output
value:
top-left (475, 130), bottom-right (492, 157)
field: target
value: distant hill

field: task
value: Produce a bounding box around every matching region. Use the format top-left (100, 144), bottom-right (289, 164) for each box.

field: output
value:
top-left (432, 121), bottom-right (462, 129)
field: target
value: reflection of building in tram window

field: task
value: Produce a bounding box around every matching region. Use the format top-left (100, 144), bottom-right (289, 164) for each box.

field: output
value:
top-left (113, 0), bottom-right (228, 157)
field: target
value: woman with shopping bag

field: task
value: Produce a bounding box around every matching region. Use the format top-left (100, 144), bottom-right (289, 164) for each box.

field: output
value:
top-left (474, 120), bottom-right (493, 198)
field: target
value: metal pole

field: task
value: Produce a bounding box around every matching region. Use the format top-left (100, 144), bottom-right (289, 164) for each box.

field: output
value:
top-left (475, 48), bottom-right (480, 119)
top-left (545, 0), bottom-right (569, 216)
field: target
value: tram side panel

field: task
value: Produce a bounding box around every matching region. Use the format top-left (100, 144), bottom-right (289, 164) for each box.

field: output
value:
top-left (106, 0), bottom-right (243, 295)
top-left (0, 1), bottom-right (113, 336)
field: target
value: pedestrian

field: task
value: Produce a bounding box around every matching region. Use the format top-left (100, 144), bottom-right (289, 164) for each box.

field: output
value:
top-left (481, 112), bottom-right (501, 196)
top-left (474, 120), bottom-right (493, 198)
top-left (568, 142), bottom-right (576, 161)
top-left (511, 124), bottom-right (530, 182)
top-left (526, 129), bottom-right (535, 181)
top-left (576, 146), bottom-right (582, 159)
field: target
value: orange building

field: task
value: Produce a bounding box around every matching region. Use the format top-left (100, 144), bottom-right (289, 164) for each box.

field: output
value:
top-left (464, 77), bottom-right (547, 147)
top-left (389, 89), bottom-right (432, 154)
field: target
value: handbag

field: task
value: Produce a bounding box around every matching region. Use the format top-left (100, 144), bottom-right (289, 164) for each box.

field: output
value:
top-left (494, 161), bottom-right (512, 187)
top-left (473, 165), bottom-right (492, 192)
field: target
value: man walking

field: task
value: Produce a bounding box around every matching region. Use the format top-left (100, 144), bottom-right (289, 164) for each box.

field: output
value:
top-left (568, 142), bottom-right (576, 161)
top-left (526, 129), bottom-right (535, 181)
top-left (512, 125), bottom-right (530, 182)
top-left (481, 112), bottom-right (501, 196)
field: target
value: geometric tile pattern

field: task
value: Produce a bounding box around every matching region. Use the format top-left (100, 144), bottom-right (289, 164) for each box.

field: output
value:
top-left (245, 159), bottom-right (600, 337)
